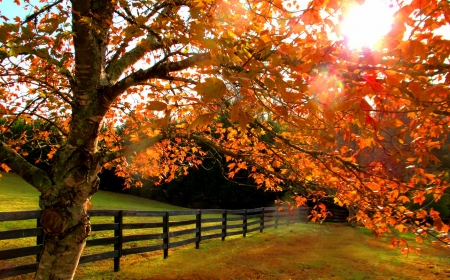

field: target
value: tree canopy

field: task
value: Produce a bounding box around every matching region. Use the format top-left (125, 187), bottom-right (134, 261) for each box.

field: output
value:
top-left (0, 0), bottom-right (449, 278)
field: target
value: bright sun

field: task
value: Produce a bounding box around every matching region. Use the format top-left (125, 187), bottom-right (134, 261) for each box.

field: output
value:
top-left (341, 0), bottom-right (397, 49)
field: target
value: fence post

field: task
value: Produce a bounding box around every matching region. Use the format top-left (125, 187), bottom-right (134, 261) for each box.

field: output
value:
top-left (195, 210), bottom-right (201, 249)
top-left (163, 211), bottom-right (169, 259)
top-left (114, 210), bottom-right (123, 272)
top-left (36, 216), bottom-right (43, 263)
top-left (260, 207), bottom-right (264, 233)
top-left (243, 209), bottom-right (247, 238)
top-left (275, 207), bottom-right (279, 229)
top-left (287, 207), bottom-right (290, 226)
top-left (221, 210), bottom-right (227, 241)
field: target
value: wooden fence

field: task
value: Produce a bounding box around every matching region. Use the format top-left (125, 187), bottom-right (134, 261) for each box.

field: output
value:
top-left (0, 206), bottom-right (309, 279)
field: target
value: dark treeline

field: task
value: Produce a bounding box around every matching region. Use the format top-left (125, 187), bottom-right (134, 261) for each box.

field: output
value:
top-left (99, 159), bottom-right (282, 209)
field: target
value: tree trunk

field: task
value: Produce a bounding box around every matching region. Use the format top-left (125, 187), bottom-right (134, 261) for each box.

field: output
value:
top-left (35, 201), bottom-right (92, 279)
top-left (34, 145), bottom-right (99, 279)
top-left (35, 222), bottom-right (87, 279)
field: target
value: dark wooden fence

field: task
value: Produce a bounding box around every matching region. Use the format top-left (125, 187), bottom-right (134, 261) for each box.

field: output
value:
top-left (0, 206), bottom-right (309, 279)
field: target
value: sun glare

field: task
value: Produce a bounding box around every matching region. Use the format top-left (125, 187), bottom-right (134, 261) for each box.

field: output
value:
top-left (341, 0), bottom-right (397, 49)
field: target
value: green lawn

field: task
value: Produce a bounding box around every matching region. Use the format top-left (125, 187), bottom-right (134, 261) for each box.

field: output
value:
top-left (0, 172), bottom-right (184, 212)
top-left (1, 172), bottom-right (450, 280)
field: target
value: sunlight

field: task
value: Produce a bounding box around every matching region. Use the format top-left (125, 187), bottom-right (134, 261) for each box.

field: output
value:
top-left (341, 0), bottom-right (397, 49)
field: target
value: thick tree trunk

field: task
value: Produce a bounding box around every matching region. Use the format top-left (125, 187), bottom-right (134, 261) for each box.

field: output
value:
top-left (35, 200), bottom-right (92, 279)
top-left (35, 197), bottom-right (93, 279)
top-left (35, 219), bottom-right (88, 279)
top-left (34, 145), bottom-right (99, 279)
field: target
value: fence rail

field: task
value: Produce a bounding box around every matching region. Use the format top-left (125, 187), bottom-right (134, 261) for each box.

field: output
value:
top-left (0, 206), bottom-right (309, 279)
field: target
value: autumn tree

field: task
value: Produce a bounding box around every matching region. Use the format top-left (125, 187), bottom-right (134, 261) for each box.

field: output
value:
top-left (0, 0), bottom-right (449, 278)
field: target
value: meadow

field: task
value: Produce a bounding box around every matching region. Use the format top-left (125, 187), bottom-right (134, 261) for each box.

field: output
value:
top-left (1, 172), bottom-right (449, 279)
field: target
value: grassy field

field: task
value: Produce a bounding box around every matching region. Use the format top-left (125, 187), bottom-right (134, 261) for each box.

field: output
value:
top-left (1, 172), bottom-right (450, 279)
top-left (0, 172), bottom-right (185, 212)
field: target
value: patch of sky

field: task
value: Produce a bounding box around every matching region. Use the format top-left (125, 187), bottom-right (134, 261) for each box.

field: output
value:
top-left (0, 0), bottom-right (44, 22)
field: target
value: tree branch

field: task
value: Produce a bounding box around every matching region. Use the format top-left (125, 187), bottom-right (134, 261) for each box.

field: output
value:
top-left (0, 140), bottom-right (53, 193)
top-left (22, 0), bottom-right (63, 24)
top-left (104, 52), bottom-right (211, 101)
top-left (106, 33), bottom-right (164, 85)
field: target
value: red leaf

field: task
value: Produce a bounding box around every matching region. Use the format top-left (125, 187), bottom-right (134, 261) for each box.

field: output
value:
top-left (363, 75), bottom-right (385, 92)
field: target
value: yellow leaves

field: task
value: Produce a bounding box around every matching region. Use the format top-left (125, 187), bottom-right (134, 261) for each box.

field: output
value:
top-left (187, 113), bottom-right (215, 131)
top-left (194, 78), bottom-right (227, 103)
top-left (130, 133), bottom-right (140, 143)
top-left (395, 224), bottom-right (408, 233)
top-left (333, 196), bottom-right (343, 206)
top-left (145, 148), bottom-right (160, 158)
top-left (147, 101), bottom-right (167, 111)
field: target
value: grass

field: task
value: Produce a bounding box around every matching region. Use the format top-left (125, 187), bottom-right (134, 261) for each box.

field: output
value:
top-left (0, 172), bottom-right (185, 212)
top-left (1, 172), bottom-right (450, 279)
top-left (75, 223), bottom-right (450, 280)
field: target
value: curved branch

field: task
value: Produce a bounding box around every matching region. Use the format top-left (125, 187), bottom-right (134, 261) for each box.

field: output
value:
top-left (0, 140), bottom-right (53, 193)
top-left (104, 52), bottom-right (211, 101)
top-left (106, 33), bottom-right (164, 84)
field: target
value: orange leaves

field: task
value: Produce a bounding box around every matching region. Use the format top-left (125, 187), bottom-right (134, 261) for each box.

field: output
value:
top-left (294, 195), bottom-right (308, 207)
top-left (384, 70), bottom-right (404, 88)
top-left (194, 78), bottom-right (227, 103)
top-left (0, 163), bottom-right (11, 172)
top-left (146, 101), bottom-right (167, 111)
top-left (394, 224), bottom-right (408, 233)
top-left (429, 209), bottom-right (447, 232)
top-left (187, 113), bottom-right (215, 131)
top-left (230, 103), bottom-right (251, 133)
top-left (413, 191), bottom-right (426, 205)
top-left (404, 41), bottom-right (428, 60)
